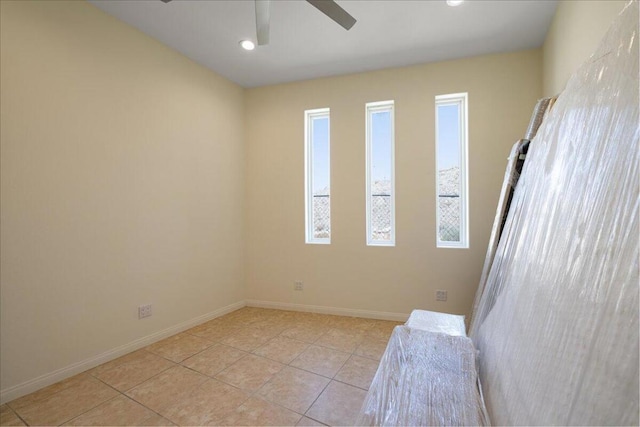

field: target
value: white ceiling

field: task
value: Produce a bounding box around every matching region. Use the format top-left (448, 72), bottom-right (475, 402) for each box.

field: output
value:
top-left (89, 0), bottom-right (558, 88)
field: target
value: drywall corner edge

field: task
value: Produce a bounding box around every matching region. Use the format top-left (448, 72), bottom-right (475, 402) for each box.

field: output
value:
top-left (0, 300), bottom-right (246, 404)
top-left (246, 299), bottom-right (410, 322)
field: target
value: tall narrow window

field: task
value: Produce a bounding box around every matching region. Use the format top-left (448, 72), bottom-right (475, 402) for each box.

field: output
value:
top-left (366, 101), bottom-right (395, 246)
top-left (436, 93), bottom-right (468, 248)
top-left (305, 108), bottom-right (331, 244)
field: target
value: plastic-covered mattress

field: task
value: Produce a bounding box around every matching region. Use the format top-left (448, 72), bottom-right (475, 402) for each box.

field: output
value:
top-left (469, 2), bottom-right (639, 425)
top-left (356, 326), bottom-right (487, 426)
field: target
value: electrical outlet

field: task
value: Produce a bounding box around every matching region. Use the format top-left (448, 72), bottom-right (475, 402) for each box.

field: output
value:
top-left (294, 281), bottom-right (304, 291)
top-left (436, 290), bottom-right (448, 302)
top-left (138, 304), bottom-right (152, 319)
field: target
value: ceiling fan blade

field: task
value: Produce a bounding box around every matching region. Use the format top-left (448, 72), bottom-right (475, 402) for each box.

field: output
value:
top-left (255, 0), bottom-right (271, 46)
top-left (306, 0), bottom-right (356, 30)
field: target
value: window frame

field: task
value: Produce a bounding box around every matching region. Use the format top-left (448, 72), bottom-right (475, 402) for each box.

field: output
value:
top-left (435, 92), bottom-right (469, 249)
top-left (365, 100), bottom-right (396, 247)
top-left (304, 107), bottom-right (331, 245)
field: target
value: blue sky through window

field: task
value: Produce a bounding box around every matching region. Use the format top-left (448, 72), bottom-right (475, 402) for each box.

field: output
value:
top-left (437, 104), bottom-right (460, 170)
top-left (312, 116), bottom-right (329, 193)
top-left (371, 111), bottom-right (392, 185)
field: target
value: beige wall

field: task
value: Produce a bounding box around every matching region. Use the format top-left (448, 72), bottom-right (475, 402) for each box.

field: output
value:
top-left (244, 50), bottom-right (542, 317)
top-left (0, 0), bottom-right (245, 395)
top-left (1, 0), bottom-right (558, 401)
top-left (542, 0), bottom-right (627, 96)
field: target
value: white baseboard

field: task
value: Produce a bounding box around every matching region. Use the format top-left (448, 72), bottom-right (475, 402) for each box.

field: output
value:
top-left (0, 300), bottom-right (245, 404)
top-left (1, 299), bottom-right (407, 404)
top-left (245, 299), bottom-right (409, 322)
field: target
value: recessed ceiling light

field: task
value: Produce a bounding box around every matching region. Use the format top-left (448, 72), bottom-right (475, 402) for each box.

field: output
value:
top-left (239, 40), bottom-right (255, 51)
top-left (446, 0), bottom-right (464, 6)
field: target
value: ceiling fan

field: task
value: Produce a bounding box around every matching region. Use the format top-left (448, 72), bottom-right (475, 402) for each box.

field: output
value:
top-left (160, 0), bottom-right (357, 46)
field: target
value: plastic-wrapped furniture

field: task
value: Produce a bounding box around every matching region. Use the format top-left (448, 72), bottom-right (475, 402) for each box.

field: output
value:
top-left (357, 326), bottom-right (488, 426)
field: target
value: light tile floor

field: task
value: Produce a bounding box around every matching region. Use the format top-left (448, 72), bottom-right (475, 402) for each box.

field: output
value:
top-left (1, 307), bottom-right (401, 426)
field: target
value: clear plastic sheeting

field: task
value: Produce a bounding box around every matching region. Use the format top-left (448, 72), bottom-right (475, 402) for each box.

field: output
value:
top-left (405, 309), bottom-right (467, 336)
top-left (357, 326), bottom-right (488, 426)
top-left (472, 98), bottom-right (555, 324)
top-left (470, 2), bottom-right (639, 425)
top-left (524, 98), bottom-right (553, 141)
top-left (471, 138), bottom-right (528, 322)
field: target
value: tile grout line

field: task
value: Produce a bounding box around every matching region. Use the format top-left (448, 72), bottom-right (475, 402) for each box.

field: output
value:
top-left (301, 378), bottom-right (333, 422)
top-left (8, 373), bottom-right (120, 427)
top-left (299, 329), bottom-right (359, 424)
top-left (237, 325), bottom-right (341, 423)
top-left (60, 394), bottom-right (120, 426)
top-left (146, 335), bottom-right (217, 364)
top-left (5, 404), bottom-right (29, 427)
top-left (174, 335), bottom-right (309, 424)
top-left (178, 320), bottom-right (311, 423)
top-left (55, 380), bottom-right (125, 426)
top-left (118, 366), bottom-right (208, 427)
top-left (172, 363), bottom-right (254, 426)
top-left (103, 360), bottom-right (195, 426)
top-left (116, 394), bottom-right (177, 426)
